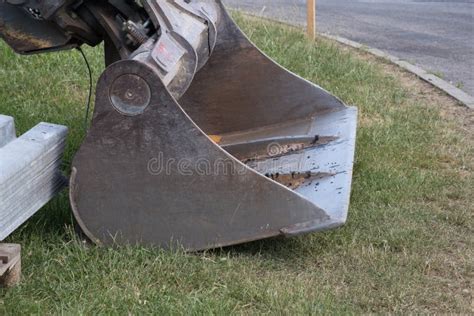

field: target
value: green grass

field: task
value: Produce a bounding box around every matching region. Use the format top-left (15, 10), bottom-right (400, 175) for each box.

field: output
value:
top-left (0, 14), bottom-right (472, 314)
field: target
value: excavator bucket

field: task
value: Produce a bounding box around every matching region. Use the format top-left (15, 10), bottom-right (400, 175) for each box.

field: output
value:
top-left (1, 0), bottom-right (357, 251)
top-left (70, 1), bottom-right (357, 250)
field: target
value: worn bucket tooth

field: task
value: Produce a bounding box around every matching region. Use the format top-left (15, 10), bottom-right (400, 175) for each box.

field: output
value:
top-left (70, 1), bottom-right (357, 251)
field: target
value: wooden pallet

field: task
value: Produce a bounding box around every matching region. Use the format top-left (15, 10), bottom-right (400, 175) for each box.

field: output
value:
top-left (0, 243), bottom-right (21, 287)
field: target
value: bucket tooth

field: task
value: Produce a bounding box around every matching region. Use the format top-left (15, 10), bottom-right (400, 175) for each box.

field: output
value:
top-left (69, 0), bottom-right (358, 250)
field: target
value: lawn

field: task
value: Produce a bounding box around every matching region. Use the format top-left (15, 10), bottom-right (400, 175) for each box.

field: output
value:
top-left (0, 14), bottom-right (472, 314)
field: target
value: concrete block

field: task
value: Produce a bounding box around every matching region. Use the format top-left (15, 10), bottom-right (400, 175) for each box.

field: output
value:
top-left (0, 115), bottom-right (15, 148)
top-left (0, 120), bottom-right (68, 240)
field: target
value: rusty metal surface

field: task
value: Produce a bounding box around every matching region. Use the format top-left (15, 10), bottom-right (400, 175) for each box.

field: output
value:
top-left (0, 0), bottom-right (137, 55)
top-left (0, 3), bottom-right (71, 54)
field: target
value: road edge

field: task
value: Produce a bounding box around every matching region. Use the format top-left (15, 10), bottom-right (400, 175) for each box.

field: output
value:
top-left (321, 34), bottom-right (474, 109)
top-left (231, 11), bottom-right (473, 109)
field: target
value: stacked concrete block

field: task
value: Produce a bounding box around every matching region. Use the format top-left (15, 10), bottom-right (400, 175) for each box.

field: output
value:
top-left (0, 115), bottom-right (68, 240)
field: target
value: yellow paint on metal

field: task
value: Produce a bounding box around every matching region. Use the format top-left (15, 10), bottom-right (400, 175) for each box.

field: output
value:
top-left (208, 135), bottom-right (222, 143)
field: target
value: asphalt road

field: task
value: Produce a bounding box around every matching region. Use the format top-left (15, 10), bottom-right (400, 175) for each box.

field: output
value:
top-left (224, 0), bottom-right (474, 95)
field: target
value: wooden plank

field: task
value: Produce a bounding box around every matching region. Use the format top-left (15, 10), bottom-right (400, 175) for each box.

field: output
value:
top-left (0, 122), bottom-right (68, 240)
top-left (307, 0), bottom-right (316, 40)
top-left (0, 243), bottom-right (21, 287)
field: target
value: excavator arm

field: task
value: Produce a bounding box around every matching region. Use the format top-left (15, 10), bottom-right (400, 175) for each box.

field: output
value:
top-left (0, 0), bottom-right (358, 251)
